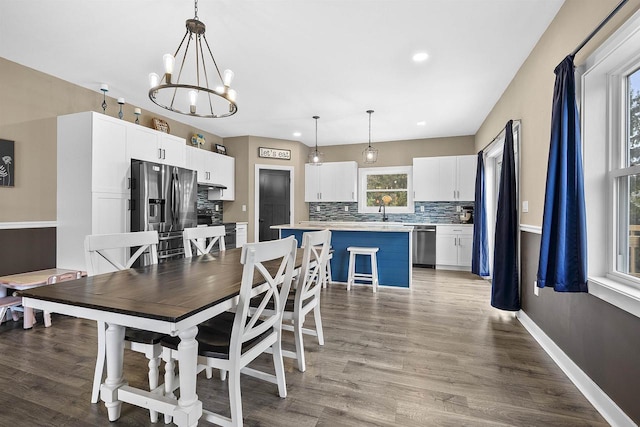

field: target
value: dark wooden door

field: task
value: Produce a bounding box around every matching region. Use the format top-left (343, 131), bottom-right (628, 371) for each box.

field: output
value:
top-left (259, 169), bottom-right (291, 241)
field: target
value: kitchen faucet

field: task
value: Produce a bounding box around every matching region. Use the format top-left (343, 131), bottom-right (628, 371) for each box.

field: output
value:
top-left (378, 201), bottom-right (388, 222)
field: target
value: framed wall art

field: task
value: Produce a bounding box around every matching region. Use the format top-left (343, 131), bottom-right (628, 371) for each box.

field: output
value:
top-left (0, 139), bottom-right (15, 187)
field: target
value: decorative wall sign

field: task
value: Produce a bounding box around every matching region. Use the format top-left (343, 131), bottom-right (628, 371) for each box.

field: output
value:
top-left (215, 144), bottom-right (227, 155)
top-left (258, 147), bottom-right (291, 160)
top-left (151, 118), bottom-right (170, 133)
top-left (0, 139), bottom-right (14, 187)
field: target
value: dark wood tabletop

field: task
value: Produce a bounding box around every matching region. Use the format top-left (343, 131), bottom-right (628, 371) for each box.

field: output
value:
top-left (19, 248), bottom-right (302, 323)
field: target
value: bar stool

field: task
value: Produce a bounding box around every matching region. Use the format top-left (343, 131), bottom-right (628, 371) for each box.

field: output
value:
top-left (346, 246), bottom-right (379, 292)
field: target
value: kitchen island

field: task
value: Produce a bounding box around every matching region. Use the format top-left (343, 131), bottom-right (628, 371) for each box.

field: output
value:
top-left (272, 222), bottom-right (413, 288)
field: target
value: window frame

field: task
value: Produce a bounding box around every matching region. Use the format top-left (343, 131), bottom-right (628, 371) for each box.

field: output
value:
top-left (358, 166), bottom-right (413, 214)
top-left (581, 8), bottom-right (640, 319)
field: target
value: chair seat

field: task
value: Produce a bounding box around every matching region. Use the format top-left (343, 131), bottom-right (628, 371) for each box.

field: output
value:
top-left (124, 328), bottom-right (167, 345)
top-left (161, 311), bottom-right (270, 360)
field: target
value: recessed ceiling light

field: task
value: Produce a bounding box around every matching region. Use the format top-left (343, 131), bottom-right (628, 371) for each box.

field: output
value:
top-left (293, 132), bottom-right (301, 137)
top-left (417, 121), bottom-right (426, 126)
top-left (412, 52), bottom-right (429, 63)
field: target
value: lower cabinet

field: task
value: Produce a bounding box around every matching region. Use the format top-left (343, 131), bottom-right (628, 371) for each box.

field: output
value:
top-left (236, 223), bottom-right (248, 248)
top-left (436, 225), bottom-right (473, 270)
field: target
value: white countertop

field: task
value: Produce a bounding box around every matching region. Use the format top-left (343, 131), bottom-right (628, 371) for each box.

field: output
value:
top-left (272, 221), bottom-right (414, 232)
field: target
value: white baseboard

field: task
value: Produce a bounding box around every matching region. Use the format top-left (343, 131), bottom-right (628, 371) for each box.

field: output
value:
top-left (517, 310), bottom-right (636, 427)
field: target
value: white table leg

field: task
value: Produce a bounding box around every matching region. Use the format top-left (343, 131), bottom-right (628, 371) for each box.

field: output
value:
top-left (101, 323), bottom-right (126, 421)
top-left (171, 326), bottom-right (202, 427)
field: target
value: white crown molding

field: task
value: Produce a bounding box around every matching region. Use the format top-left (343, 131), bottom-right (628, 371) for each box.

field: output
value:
top-left (517, 310), bottom-right (635, 427)
top-left (0, 221), bottom-right (57, 230)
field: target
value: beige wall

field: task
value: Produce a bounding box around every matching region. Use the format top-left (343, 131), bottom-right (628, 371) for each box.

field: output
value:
top-left (320, 135), bottom-right (475, 167)
top-left (0, 57), bottom-right (222, 222)
top-left (223, 135), bottom-right (309, 242)
top-left (475, 0), bottom-right (640, 226)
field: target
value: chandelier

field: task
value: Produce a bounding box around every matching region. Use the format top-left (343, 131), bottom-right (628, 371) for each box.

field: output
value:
top-left (148, 0), bottom-right (237, 118)
top-left (363, 109), bottom-right (378, 163)
top-left (308, 116), bottom-right (324, 166)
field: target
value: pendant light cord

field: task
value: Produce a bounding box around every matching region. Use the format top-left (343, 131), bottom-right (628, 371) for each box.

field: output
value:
top-left (367, 110), bottom-right (374, 148)
top-left (314, 115), bottom-right (320, 152)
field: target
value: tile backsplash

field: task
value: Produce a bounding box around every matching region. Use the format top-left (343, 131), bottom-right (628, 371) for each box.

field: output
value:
top-left (308, 201), bottom-right (473, 224)
top-left (197, 186), bottom-right (223, 223)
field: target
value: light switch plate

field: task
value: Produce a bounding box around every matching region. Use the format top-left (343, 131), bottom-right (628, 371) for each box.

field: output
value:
top-left (344, 206), bottom-right (349, 212)
top-left (522, 201), bottom-right (529, 213)
top-left (316, 206), bottom-right (320, 212)
top-left (242, 205), bottom-right (246, 212)
top-left (420, 206), bottom-right (425, 212)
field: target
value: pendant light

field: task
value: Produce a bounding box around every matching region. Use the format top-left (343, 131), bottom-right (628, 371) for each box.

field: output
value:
top-left (308, 115), bottom-right (324, 166)
top-left (148, 0), bottom-right (237, 118)
top-left (363, 109), bottom-right (378, 164)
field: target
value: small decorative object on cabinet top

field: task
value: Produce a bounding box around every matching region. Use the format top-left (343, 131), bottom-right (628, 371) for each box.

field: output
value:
top-left (215, 143), bottom-right (227, 155)
top-left (259, 147), bottom-right (291, 160)
top-left (151, 118), bottom-right (170, 133)
top-left (191, 133), bottom-right (206, 147)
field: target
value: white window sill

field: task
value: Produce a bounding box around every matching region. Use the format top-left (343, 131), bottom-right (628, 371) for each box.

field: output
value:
top-left (588, 276), bottom-right (640, 319)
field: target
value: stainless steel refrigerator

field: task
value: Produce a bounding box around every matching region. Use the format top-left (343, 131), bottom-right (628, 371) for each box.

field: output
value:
top-left (130, 159), bottom-right (197, 264)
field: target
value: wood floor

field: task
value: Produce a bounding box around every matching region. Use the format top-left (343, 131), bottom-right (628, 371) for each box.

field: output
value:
top-left (0, 268), bottom-right (607, 426)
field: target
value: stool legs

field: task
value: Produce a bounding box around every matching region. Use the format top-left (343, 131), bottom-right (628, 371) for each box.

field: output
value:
top-left (371, 252), bottom-right (378, 293)
top-left (347, 251), bottom-right (356, 291)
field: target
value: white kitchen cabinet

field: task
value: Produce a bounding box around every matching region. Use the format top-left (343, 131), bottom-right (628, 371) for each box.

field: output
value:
top-left (305, 161), bottom-right (358, 202)
top-left (127, 125), bottom-right (186, 168)
top-left (436, 224), bottom-right (473, 270)
top-left (57, 112), bottom-right (132, 271)
top-left (188, 146), bottom-right (235, 200)
top-left (236, 223), bottom-right (248, 248)
top-left (413, 155), bottom-right (476, 202)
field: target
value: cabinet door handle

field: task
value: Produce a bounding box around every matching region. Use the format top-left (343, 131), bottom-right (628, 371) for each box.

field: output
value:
top-left (162, 149), bottom-right (166, 159)
top-left (352, 191), bottom-right (354, 200)
top-left (127, 178), bottom-right (131, 189)
top-left (158, 148), bottom-right (162, 159)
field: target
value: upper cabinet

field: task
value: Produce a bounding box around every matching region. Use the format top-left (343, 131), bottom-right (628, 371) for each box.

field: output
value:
top-left (186, 146), bottom-right (235, 200)
top-left (127, 126), bottom-right (186, 168)
top-left (413, 155), bottom-right (477, 201)
top-left (305, 161), bottom-right (358, 202)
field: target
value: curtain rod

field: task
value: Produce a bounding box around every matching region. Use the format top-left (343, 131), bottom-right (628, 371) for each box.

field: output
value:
top-left (571, 0), bottom-right (629, 56)
top-left (479, 119), bottom-right (521, 153)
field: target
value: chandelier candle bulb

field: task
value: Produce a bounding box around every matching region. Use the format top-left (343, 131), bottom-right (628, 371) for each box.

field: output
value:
top-left (223, 69), bottom-right (234, 87)
top-left (148, 73), bottom-right (159, 89)
top-left (189, 90), bottom-right (198, 114)
top-left (163, 54), bottom-right (175, 83)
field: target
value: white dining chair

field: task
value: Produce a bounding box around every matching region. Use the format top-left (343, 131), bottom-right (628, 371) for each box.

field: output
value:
top-left (252, 229), bottom-right (331, 372)
top-left (161, 235), bottom-right (297, 427)
top-left (182, 225), bottom-right (226, 257)
top-left (84, 230), bottom-right (164, 423)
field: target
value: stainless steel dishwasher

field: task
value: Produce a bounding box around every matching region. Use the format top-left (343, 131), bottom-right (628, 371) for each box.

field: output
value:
top-left (412, 225), bottom-right (436, 267)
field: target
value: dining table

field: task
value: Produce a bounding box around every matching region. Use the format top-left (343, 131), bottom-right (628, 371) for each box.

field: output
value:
top-left (19, 246), bottom-right (304, 427)
top-left (0, 268), bottom-right (85, 328)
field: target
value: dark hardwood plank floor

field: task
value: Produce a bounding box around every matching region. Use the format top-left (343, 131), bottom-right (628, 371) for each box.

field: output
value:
top-left (0, 269), bottom-right (607, 426)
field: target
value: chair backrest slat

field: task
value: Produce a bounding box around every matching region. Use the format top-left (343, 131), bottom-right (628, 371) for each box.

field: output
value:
top-left (84, 231), bottom-right (159, 276)
top-left (297, 230), bottom-right (332, 304)
top-left (231, 236), bottom-right (297, 352)
top-left (183, 226), bottom-right (226, 257)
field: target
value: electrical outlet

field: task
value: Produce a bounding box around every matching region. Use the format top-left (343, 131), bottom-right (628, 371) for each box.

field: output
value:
top-left (533, 280), bottom-right (539, 296)
top-left (316, 206), bottom-right (320, 212)
top-left (420, 205), bottom-right (425, 212)
top-left (214, 205), bottom-right (219, 212)
top-left (522, 201), bottom-right (529, 213)
top-left (456, 205), bottom-right (462, 212)
top-left (242, 204), bottom-right (246, 212)
top-left (344, 206), bottom-right (349, 212)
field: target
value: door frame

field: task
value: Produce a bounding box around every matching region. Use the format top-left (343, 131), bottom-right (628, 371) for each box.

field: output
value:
top-left (254, 164), bottom-right (295, 242)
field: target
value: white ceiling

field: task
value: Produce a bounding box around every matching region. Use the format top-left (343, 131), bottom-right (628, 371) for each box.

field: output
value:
top-left (0, 0), bottom-right (564, 147)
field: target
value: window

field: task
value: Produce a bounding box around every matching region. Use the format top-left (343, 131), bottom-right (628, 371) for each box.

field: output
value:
top-left (358, 166), bottom-right (413, 214)
top-left (581, 10), bottom-right (640, 318)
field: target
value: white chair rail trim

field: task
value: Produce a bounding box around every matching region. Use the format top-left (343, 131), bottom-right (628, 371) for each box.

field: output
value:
top-left (0, 221), bottom-right (57, 229)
